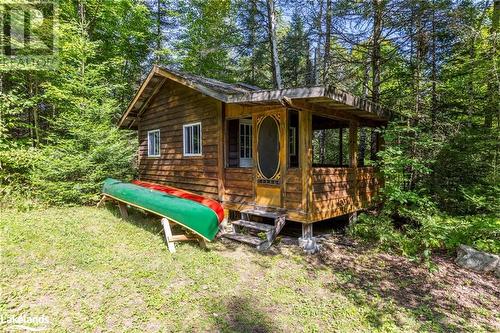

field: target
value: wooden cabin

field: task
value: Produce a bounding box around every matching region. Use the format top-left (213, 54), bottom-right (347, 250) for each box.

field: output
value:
top-left (118, 65), bottom-right (388, 251)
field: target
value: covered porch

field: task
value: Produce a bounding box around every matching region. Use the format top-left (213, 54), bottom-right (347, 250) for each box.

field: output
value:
top-left (219, 85), bottom-right (388, 251)
top-left (221, 106), bottom-right (384, 222)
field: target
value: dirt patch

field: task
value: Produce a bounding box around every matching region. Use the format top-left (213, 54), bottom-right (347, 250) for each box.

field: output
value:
top-left (215, 232), bottom-right (499, 331)
top-left (303, 234), bottom-right (500, 331)
top-left (216, 239), bottom-right (267, 288)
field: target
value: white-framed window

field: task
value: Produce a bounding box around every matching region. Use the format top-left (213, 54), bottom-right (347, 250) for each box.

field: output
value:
top-left (147, 129), bottom-right (160, 157)
top-left (183, 122), bottom-right (202, 156)
top-left (289, 126), bottom-right (297, 156)
top-left (239, 119), bottom-right (252, 167)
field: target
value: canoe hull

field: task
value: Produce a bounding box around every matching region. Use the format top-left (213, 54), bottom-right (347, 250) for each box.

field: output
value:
top-left (131, 180), bottom-right (225, 223)
top-left (102, 178), bottom-right (219, 241)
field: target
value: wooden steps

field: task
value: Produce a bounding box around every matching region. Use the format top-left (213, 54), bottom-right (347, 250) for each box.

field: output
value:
top-left (240, 209), bottom-right (282, 219)
top-left (231, 220), bottom-right (275, 232)
top-left (223, 233), bottom-right (266, 248)
top-left (223, 208), bottom-right (286, 250)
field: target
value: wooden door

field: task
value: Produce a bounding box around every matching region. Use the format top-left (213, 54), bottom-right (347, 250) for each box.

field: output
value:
top-left (254, 112), bottom-right (283, 207)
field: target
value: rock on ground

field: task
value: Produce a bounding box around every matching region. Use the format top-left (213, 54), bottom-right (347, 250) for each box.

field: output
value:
top-left (455, 244), bottom-right (500, 277)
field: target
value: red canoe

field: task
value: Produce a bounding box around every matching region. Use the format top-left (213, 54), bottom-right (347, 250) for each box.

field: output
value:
top-left (131, 180), bottom-right (225, 223)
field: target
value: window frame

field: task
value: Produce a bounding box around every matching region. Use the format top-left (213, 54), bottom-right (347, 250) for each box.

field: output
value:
top-left (147, 129), bottom-right (161, 158)
top-left (239, 118), bottom-right (253, 167)
top-left (183, 122), bottom-right (203, 157)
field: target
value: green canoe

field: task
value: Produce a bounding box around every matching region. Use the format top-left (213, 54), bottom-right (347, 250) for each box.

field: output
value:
top-left (102, 178), bottom-right (220, 241)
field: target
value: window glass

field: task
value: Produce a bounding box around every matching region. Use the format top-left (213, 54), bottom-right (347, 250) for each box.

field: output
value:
top-left (183, 123), bottom-right (202, 156)
top-left (239, 118), bottom-right (253, 167)
top-left (240, 121), bottom-right (252, 159)
top-left (147, 130), bottom-right (160, 157)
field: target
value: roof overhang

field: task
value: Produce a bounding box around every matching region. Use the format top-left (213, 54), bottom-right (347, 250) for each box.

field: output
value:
top-left (118, 66), bottom-right (166, 129)
top-left (118, 66), bottom-right (390, 129)
top-left (226, 86), bottom-right (390, 123)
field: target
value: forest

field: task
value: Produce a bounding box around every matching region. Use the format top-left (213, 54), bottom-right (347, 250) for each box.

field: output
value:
top-left (1, 0), bottom-right (499, 260)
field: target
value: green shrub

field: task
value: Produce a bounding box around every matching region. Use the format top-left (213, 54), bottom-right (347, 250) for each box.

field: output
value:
top-left (432, 127), bottom-right (499, 215)
top-left (0, 148), bottom-right (41, 210)
top-left (375, 124), bottom-right (437, 223)
top-left (29, 130), bottom-right (137, 205)
top-left (0, 147), bottom-right (38, 187)
top-left (430, 215), bottom-right (500, 254)
top-left (0, 129), bottom-right (137, 207)
top-left (349, 213), bottom-right (500, 262)
top-left (352, 124), bottom-right (499, 265)
top-left (347, 213), bottom-right (404, 251)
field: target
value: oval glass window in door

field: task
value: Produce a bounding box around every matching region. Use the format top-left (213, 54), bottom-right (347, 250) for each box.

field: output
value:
top-left (257, 115), bottom-right (280, 179)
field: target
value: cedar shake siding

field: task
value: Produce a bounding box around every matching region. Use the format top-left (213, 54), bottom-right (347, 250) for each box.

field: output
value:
top-left (137, 80), bottom-right (221, 200)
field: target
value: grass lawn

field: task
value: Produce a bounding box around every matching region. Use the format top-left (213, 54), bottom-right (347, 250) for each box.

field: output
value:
top-left (1, 205), bottom-right (498, 332)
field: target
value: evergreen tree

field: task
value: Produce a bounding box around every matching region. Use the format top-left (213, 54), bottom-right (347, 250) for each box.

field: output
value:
top-left (281, 11), bottom-right (310, 87)
top-left (234, 0), bottom-right (271, 88)
top-left (177, 0), bottom-right (238, 82)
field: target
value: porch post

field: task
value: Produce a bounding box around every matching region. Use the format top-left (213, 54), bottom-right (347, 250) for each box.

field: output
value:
top-left (348, 211), bottom-right (358, 225)
top-left (349, 120), bottom-right (359, 208)
top-left (299, 223), bottom-right (319, 254)
top-left (300, 110), bottom-right (313, 215)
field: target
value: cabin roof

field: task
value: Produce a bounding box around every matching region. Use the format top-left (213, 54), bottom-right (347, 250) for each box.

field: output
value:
top-left (118, 65), bottom-right (390, 129)
top-left (166, 68), bottom-right (261, 95)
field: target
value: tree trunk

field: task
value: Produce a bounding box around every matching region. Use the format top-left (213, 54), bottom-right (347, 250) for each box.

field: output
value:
top-left (27, 73), bottom-right (40, 147)
top-left (485, 0), bottom-right (499, 127)
top-left (467, 39), bottom-right (475, 127)
top-left (314, 46), bottom-right (320, 85)
top-left (371, 0), bottom-right (382, 104)
top-left (322, 0), bottom-right (332, 84)
top-left (431, 0), bottom-right (438, 126)
top-left (314, 0), bottom-right (324, 85)
top-left (33, 108), bottom-right (40, 147)
top-left (414, 1), bottom-right (423, 124)
top-left (469, 4), bottom-right (490, 126)
top-left (306, 40), bottom-right (314, 85)
top-left (320, 130), bottom-right (326, 164)
top-left (78, 1), bottom-right (86, 78)
top-left (363, 59), bottom-right (370, 98)
top-left (359, 128), bottom-right (366, 166)
top-left (370, 130), bottom-right (378, 161)
top-left (339, 128), bottom-right (343, 165)
top-left (245, 0), bottom-right (259, 85)
top-left (156, 0), bottom-right (161, 61)
top-left (266, 0), bottom-right (282, 89)
top-left (359, 60), bottom-right (370, 166)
